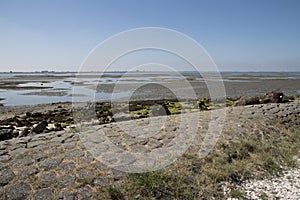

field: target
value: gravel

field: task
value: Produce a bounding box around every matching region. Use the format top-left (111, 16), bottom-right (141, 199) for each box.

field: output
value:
top-left (225, 159), bottom-right (300, 199)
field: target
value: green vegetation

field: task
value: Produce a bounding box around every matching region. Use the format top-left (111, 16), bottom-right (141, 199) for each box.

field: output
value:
top-left (100, 114), bottom-right (300, 199)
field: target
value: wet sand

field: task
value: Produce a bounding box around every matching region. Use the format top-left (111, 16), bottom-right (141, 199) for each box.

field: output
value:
top-left (0, 72), bottom-right (299, 106)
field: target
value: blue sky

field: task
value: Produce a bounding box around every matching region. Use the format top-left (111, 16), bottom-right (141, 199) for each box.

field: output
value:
top-left (0, 0), bottom-right (299, 72)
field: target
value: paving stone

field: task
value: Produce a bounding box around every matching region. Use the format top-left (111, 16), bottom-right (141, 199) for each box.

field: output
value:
top-left (17, 167), bottom-right (39, 179)
top-left (130, 144), bottom-right (150, 153)
top-left (11, 158), bottom-right (33, 168)
top-left (62, 135), bottom-right (76, 143)
top-left (147, 140), bottom-right (163, 148)
top-left (0, 150), bottom-right (7, 156)
top-left (60, 161), bottom-right (76, 172)
top-left (49, 135), bottom-right (68, 143)
top-left (58, 174), bottom-right (75, 188)
top-left (49, 148), bottom-right (63, 155)
top-left (135, 137), bottom-right (149, 145)
top-left (105, 131), bottom-right (121, 137)
top-left (0, 155), bottom-right (11, 162)
top-left (31, 144), bottom-right (50, 151)
top-left (31, 152), bottom-right (48, 161)
top-left (58, 189), bottom-right (77, 200)
top-left (39, 171), bottom-right (57, 187)
top-left (0, 143), bottom-right (7, 150)
top-left (77, 169), bottom-right (95, 184)
top-left (80, 156), bottom-right (94, 164)
top-left (112, 169), bottom-right (126, 180)
top-left (76, 185), bottom-right (93, 199)
top-left (92, 161), bottom-right (109, 171)
top-left (64, 149), bottom-right (85, 160)
top-left (8, 147), bottom-right (28, 157)
top-left (39, 157), bottom-right (62, 170)
top-left (62, 142), bottom-right (77, 149)
top-left (34, 188), bottom-right (54, 200)
top-left (0, 162), bottom-right (8, 170)
top-left (27, 140), bottom-right (46, 148)
top-left (3, 182), bottom-right (32, 200)
top-left (93, 176), bottom-right (114, 186)
top-left (0, 169), bottom-right (15, 186)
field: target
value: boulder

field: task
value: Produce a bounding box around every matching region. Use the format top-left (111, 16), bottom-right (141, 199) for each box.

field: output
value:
top-left (0, 129), bottom-right (16, 141)
top-left (31, 121), bottom-right (48, 134)
top-left (54, 123), bottom-right (63, 131)
top-left (151, 103), bottom-right (171, 116)
top-left (234, 89), bottom-right (288, 106)
top-left (262, 89), bottom-right (287, 103)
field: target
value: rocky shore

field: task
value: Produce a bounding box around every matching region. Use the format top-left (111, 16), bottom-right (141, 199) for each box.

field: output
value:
top-left (0, 94), bottom-right (299, 199)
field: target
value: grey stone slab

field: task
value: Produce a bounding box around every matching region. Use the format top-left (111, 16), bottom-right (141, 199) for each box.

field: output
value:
top-left (39, 171), bottom-right (57, 187)
top-left (11, 158), bottom-right (34, 168)
top-left (17, 167), bottom-right (39, 179)
top-left (58, 174), bottom-right (75, 188)
top-left (8, 147), bottom-right (28, 157)
top-left (59, 161), bottom-right (76, 172)
top-left (0, 169), bottom-right (15, 186)
top-left (76, 169), bottom-right (95, 184)
top-left (34, 188), bottom-right (54, 200)
top-left (38, 157), bottom-right (63, 171)
top-left (3, 182), bottom-right (32, 200)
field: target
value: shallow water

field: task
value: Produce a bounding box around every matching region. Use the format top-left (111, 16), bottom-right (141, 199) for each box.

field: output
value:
top-left (0, 71), bottom-right (299, 106)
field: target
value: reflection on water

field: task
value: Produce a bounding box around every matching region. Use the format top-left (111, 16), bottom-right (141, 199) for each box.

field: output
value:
top-left (0, 71), bottom-right (299, 106)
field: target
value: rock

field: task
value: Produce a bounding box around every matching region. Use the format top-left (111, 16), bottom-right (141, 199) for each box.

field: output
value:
top-left (234, 89), bottom-right (288, 106)
top-left (19, 127), bottom-right (30, 137)
top-left (76, 185), bottom-right (93, 199)
top-left (3, 182), bottom-right (32, 200)
top-left (31, 121), bottom-right (48, 134)
top-left (38, 158), bottom-right (62, 171)
top-left (0, 129), bottom-right (16, 141)
top-left (54, 123), bottom-right (63, 131)
top-left (59, 162), bottom-right (76, 172)
top-left (0, 103), bottom-right (3, 106)
top-left (25, 112), bottom-right (32, 117)
top-left (0, 169), bottom-right (15, 186)
top-left (11, 158), bottom-right (34, 167)
top-left (235, 96), bottom-right (260, 106)
top-left (39, 172), bottom-right (57, 187)
top-left (18, 167), bottom-right (39, 179)
top-left (93, 176), bottom-right (114, 186)
top-left (227, 96), bottom-right (241, 101)
top-left (76, 169), bottom-right (95, 184)
top-left (113, 113), bottom-right (132, 122)
top-left (58, 189), bottom-right (77, 200)
top-left (151, 103), bottom-right (171, 116)
top-left (262, 89), bottom-right (288, 103)
top-left (33, 188), bottom-right (54, 200)
top-left (58, 175), bottom-right (75, 188)
top-left (31, 112), bottom-right (43, 118)
top-left (199, 101), bottom-right (209, 110)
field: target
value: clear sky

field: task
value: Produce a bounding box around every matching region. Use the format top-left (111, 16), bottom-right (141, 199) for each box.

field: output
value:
top-left (0, 0), bottom-right (299, 72)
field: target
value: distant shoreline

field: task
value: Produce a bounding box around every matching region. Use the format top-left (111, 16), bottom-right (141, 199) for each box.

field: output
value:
top-left (0, 72), bottom-right (299, 106)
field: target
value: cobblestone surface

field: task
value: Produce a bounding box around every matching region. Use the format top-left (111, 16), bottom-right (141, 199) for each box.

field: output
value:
top-left (0, 102), bottom-right (299, 199)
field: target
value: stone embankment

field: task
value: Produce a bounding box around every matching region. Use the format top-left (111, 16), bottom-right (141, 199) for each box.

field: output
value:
top-left (0, 101), bottom-right (299, 199)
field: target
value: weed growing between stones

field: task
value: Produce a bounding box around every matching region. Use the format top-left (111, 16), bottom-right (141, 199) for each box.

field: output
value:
top-left (102, 113), bottom-right (299, 199)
